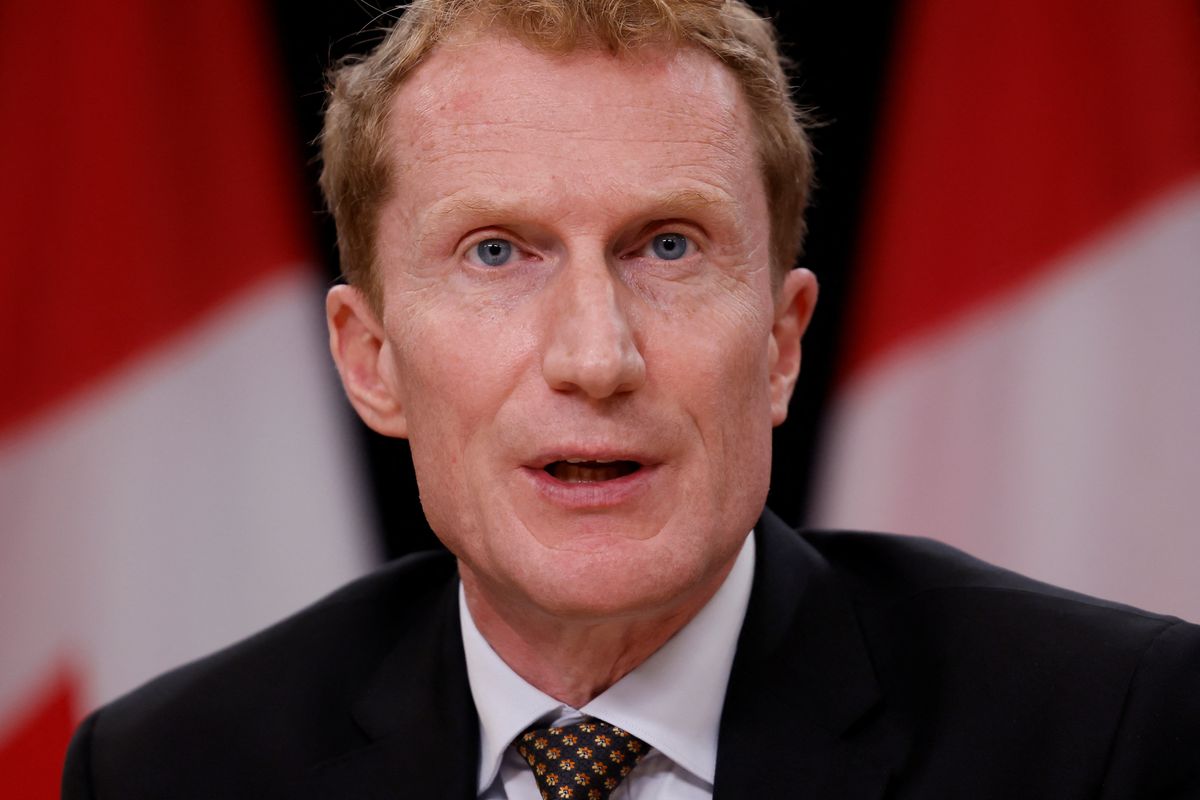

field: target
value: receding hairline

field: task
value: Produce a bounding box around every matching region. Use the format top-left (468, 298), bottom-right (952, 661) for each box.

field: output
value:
top-left (379, 29), bottom-right (776, 252)
top-left (386, 42), bottom-right (768, 270)
top-left (423, 3), bottom-right (700, 56)
top-left (320, 0), bottom-right (815, 308)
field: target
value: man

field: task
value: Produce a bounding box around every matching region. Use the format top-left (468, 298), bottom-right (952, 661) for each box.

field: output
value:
top-left (64, 1), bottom-right (1199, 798)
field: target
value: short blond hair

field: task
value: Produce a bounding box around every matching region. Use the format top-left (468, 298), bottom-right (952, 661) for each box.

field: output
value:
top-left (320, 0), bottom-right (814, 307)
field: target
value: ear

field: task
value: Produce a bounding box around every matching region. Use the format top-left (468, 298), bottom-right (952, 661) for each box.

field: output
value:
top-left (326, 285), bottom-right (409, 438)
top-left (767, 268), bottom-right (818, 426)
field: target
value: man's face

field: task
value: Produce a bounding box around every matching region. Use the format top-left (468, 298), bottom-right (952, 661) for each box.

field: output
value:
top-left (329, 31), bottom-right (815, 623)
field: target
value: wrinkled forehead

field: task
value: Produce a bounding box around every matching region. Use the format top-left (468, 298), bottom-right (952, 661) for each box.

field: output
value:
top-left (385, 26), bottom-right (757, 175)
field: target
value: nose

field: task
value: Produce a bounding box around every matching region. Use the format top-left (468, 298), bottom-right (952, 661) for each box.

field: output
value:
top-left (541, 254), bottom-right (646, 399)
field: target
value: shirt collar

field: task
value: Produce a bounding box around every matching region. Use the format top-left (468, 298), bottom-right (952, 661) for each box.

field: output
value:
top-left (461, 531), bottom-right (756, 792)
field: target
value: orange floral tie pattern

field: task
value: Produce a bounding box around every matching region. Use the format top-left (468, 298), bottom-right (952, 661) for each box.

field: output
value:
top-left (515, 718), bottom-right (651, 800)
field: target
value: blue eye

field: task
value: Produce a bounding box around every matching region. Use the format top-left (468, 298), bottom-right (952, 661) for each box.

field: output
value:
top-left (475, 238), bottom-right (513, 267)
top-left (650, 233), bottom-right (689, 260)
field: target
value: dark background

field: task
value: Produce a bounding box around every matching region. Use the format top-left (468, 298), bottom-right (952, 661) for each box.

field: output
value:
top-left (268, 2), bottom-right (901, 558)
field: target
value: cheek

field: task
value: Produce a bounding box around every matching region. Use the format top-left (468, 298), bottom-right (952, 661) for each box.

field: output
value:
top-left (388, 307), bottom-right (535, 519)
top-left (683, 292), bottom-right (773, 383)
top-left (397, 346), bottom-right (495, 552)
top-left (393, 301), bottom-right (529, 429)
top-left (652, 306), bottom-right (775, 442)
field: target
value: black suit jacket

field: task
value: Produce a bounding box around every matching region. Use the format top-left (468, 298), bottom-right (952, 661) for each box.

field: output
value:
top-left (63, 510), bottom-right (1200, 798)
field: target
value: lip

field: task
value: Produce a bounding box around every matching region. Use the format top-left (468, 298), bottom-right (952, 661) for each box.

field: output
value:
top-left (520, 450), bottom-right (660, 510)
top-left (526, 447), bottom-right (658, 470)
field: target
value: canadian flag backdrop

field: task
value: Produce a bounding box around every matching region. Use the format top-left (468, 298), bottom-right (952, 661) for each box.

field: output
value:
top-left (3, 0), bottom-right (1199, 794)
top-left (815, 0), bottom-right (1200, 620)
top-left (0, 1), bottom-right (374, 794)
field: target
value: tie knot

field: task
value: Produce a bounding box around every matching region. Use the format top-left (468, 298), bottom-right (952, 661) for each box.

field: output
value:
top-left (514, 717), bottom-right (650, 800)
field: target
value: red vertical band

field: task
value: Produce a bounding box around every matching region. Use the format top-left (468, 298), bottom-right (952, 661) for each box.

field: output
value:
top-left (840, 0), bottom-right (1200, 380)
top-left (0, 0), bottom-right (309, 434)
top-left (0, 669), bottom-right (80, 800)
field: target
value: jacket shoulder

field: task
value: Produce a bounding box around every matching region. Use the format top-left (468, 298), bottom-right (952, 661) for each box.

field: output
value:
top-left (797, 529), bottom-right (1200, 796)
top-left (801, 527), bottom-right (1182, 624)
top-left (64, 549), bottom-right (459, 798)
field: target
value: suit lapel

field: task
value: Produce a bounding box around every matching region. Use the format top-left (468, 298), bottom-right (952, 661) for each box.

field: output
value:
top-left (299, 572), bottom-right (479, 799)
top-left (294, 510), bottom-right (905, 798)
top-left (713, 510), bottom-right (901, 799)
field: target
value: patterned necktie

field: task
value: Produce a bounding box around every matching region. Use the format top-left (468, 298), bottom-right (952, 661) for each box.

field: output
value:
top-left (514, 717), bottom-right (651, 800)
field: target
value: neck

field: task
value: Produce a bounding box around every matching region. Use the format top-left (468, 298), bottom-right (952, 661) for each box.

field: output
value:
top-left (460, 563), bottom-right (734, 708)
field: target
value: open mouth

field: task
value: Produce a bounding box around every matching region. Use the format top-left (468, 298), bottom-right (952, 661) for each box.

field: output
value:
top-left (543, 459), bottom-right (642, 483)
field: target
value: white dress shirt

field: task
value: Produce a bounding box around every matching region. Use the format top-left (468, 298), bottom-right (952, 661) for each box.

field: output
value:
top-left (460, 531), bottom-right (756, 800)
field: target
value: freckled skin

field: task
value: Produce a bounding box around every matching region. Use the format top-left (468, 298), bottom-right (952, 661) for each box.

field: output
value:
top-left (327, 29), bottom-right (816, 701)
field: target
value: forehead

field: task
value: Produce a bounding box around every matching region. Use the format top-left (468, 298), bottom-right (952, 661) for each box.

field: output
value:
top-left (383, 30), bottom-right (761, 218)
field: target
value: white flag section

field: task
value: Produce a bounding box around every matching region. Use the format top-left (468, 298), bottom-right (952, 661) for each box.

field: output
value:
top-left (0, 274), bottom-right (374, 787)
top-left (817, 186), bottom-right (1200, 617)
top-left (0, 1), bottom-right (374, 794)
top-left (814, 0), bottom-right (1200, 622)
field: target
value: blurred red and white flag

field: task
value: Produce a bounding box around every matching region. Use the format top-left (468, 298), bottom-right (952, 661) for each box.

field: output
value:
top-left (815, 0), bottom-right (1200, 620)
top-left (0, 1), bottom-right (374, 794)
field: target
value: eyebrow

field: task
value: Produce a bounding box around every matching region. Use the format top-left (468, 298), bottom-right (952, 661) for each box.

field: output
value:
top-left (652, 188), bottom-right (734, 213)
top-left (424, 187), bottom-right (736, 226)
top-left (427, 195), bottom-right (513, 221)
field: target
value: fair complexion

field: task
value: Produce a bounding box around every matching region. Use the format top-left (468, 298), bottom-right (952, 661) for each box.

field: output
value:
top-left (327, 30), bottom-right (817, 706)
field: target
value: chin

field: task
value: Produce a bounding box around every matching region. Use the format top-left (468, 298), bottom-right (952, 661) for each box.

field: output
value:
top-left (513, 538), bottom-right (720, 621)
top-left (523, 576), bottom-right (693, 623)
